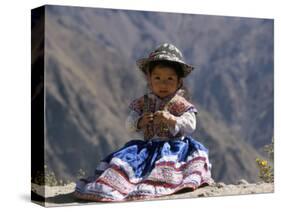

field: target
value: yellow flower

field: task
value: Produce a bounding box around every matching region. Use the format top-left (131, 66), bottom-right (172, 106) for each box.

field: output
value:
top-left (261, 160), bottom-right (268, 166)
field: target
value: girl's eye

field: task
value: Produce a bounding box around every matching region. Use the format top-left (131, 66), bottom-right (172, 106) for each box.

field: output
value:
top-left (168, 77), bottom-right (174, 80)
top-left (154, 77), bottom-right (160, 80)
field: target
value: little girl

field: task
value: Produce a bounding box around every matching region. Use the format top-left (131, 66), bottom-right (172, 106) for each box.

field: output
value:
top-left (74, 43), bottom-right (213, 202)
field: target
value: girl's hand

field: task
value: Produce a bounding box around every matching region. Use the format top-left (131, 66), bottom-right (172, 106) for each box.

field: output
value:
top-left (154, 111), bottom-right (176, 127)
top-left (137, 112), bottom-right (154, 129)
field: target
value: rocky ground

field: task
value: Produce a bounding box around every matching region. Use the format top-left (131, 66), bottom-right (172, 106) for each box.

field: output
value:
top-left (31, 180), bottom-right (274, 207)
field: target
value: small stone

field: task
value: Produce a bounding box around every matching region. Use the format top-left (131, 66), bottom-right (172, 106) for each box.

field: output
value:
top-left (216, 182), bottom-right (226, 188)
top-left (198, 192), bottom-right (207, 197)
top-left (209, 180), bottom-right (216, 187)
top-left (205, 192), bottom-right (212, 196)
top-left (237, 179), bottom-right (249, 185)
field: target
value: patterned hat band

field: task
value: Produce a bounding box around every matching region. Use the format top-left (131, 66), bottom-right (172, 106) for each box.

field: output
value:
top-left (136, 43), bottom-right (194, 77)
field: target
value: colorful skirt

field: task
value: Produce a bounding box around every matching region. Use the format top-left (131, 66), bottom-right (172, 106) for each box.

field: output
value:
top-left (74, 136), bottom-right (213, 202)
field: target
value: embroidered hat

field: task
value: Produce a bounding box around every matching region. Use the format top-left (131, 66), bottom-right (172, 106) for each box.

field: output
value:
top-left (136, 43), bottom-right (194, 77)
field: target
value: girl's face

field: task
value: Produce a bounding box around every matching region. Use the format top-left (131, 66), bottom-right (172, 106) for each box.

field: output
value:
top-left (148, 66), bottom-right (182, 98)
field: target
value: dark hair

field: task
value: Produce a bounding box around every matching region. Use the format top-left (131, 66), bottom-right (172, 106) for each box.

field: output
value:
top-left (147, 60), bottom-right (185, 78)
top-left (147, 60), bottom-right (191, 100)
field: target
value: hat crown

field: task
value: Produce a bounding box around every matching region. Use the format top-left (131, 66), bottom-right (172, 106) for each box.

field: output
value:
top-left (150, 43), bottom-right (183, 60)
top-left (136, 43), bottom-right (194, 77)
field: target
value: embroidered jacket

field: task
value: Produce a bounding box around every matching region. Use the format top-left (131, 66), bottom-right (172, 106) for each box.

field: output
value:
top-left (125, 89), bottom-right (197, 140)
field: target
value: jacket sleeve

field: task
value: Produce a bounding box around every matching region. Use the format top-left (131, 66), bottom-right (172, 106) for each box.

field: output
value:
top-left (125, 110), bottom-right (142, 133)
top-left (166, 95), bottom-right (197, 136)
top-left (168, 110), bottom-right (197, 136)
top-left (125, 97), bottom-right (144, 133)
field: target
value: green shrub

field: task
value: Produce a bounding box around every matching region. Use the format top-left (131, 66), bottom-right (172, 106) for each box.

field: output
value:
top-left (256, 139), bottom-right (274, 183)
top-left (32, 165), bottom-right (63, 186)
top-left (77, 168), bottom-right (86, 179)
top-left (32, 166), bottom-right (87, 186)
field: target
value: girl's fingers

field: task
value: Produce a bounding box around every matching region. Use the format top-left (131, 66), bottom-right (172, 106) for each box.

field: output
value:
top-left (146, 113), bottom-right (153, 118)
top-left (142, 114), bottom-right (153, 124)
top-left (154, 112), bottom-right (162, 119)
top-left (144, 113), bottom-right (153, 117)
top-left (148, 115), bottom-right (153, 122)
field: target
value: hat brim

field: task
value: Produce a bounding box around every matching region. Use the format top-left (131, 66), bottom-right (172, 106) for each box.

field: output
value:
top-left (136, 58), bottom-right (194, 77)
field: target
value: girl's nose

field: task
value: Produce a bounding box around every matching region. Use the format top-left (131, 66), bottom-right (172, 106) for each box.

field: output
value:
top-left (160, 79), bottom-right (168, 84)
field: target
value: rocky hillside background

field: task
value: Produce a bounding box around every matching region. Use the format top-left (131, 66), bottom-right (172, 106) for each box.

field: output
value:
top-left (31, 5), bottom-right (274, 184)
